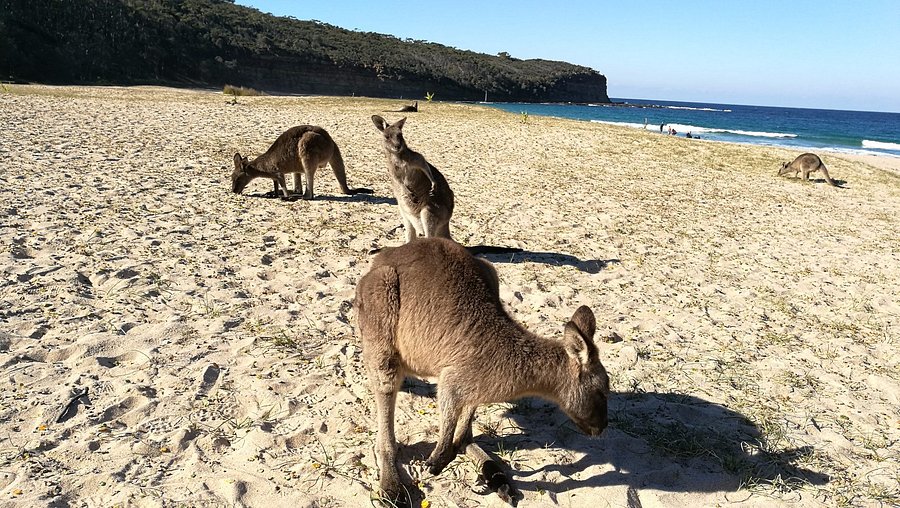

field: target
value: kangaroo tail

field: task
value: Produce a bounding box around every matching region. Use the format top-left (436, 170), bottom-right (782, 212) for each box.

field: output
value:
top-left (820, 165), bottom-right (839, 187)
top-left (330, 143), bottom-right (352, 194)
top-left (465, 443), bottom-right (513, 501)
top-left (330, 144), bottom-right (373, 194)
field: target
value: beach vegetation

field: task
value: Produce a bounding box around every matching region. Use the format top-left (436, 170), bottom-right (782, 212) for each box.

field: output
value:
top-left (223, 84), bottom-right (263, 97)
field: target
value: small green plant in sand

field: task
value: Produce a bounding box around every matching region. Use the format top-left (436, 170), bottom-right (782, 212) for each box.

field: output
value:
top-left (199, 294), bottom-right (222, 317)
top-left (425, 91), bottom-right (435, 102)
top-left (224, 84), bottom-right (263, 104)
top-left (223, 84), bottom-right (263, 96)
top-left (301, 438), bottom-right (371, 490)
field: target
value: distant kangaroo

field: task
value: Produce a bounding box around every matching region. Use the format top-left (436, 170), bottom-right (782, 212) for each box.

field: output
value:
top-left (356, 238), bottom-right (610, 505)
top-left (372, 115), bottom-right (454, 242)
top-left (232, 125), bottom-right (373, 199)
top-left (386, 101), bottom-right (418, 113)
top-left (778, 153), bottom-right (838, 187)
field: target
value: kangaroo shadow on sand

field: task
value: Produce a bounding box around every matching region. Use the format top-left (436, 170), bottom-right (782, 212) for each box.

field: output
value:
top-left (398, 386), bottom-right (828, 505)
top-left (500, 392), bottom-right (827, 503)
top-left (247, 191), bottom-right (397, 205)
top-left (476, 249), bottom-right (620, 274)
top-left (783, 177), bottom-right (848, 188)
top-left (805, 177), bottom-right (848, 188)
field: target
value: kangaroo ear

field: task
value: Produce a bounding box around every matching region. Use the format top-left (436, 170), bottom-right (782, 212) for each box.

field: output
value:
top-left (372, 115), bottom-right (387, 131)
top-left (233, 153), bottom-right (242, 168)
top-left (564, 306), bottom-right (596, 367)
top-left (569, 306), bottom-right (596, 340)
top-left (564, 321), bottom-right (592, 366)
top-left (395, 117), bottom-right (407, 129)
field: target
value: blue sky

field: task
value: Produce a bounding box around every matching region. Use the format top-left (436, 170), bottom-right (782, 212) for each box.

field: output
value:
top-left (236, 1), bottom-right (900, 112)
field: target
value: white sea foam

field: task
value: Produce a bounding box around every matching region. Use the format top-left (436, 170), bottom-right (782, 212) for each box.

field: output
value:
top-left (590, 103), bottom-right (731, 112)
top-left (825, 146), bottom-right (900, 158)
top-left (591, 120), bottom-right (653, 130)
top-left (590, 120), bottom-right (796, 138)
top-left (862, 139), bottom-right (900, 151)
top-left (720, 129), bottom-right (796, 138)
top-left (660, 105), bottom-right (732, 113)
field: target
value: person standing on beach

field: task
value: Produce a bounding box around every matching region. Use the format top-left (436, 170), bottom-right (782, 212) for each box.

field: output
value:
top-left (660, 123), bottom-right (665, 133)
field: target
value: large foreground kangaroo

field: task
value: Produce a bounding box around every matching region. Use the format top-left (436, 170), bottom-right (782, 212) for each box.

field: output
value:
top-left (372, 115), bottom-right (455, 242)
top-left (356, 238), bottom-right (610, 505)
top-left (232, 125), bottom-right (373, 199)
top-left (778, 153), bottom-right (838, 187)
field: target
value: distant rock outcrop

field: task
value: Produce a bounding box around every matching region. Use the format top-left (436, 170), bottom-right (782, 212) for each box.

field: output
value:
top-left (0, 0), bottom-right (609, 103)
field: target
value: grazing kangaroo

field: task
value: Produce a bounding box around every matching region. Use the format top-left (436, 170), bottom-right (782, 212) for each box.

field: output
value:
top-left (356, 238), bottom-right (610, 505)
top-left (232, 125), bottom-right (373, 199)
top-left (778, 153), bottom-right (838, 187)
top-left (372, 115), bottom-right (454, 242)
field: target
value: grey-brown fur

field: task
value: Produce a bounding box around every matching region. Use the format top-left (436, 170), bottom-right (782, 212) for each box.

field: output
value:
top-left (232, 125), bottom-right (372, 199)
top-left (355, 238), bottom-right (610, 504)
top-left (778, 153), bottom-right (838, 187)
top-left (372, 115), bottom-right (454, 242)
top-left (387, 101), bottom-right (418, 113)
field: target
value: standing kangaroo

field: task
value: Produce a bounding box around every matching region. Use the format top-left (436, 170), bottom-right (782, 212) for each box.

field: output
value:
top-left (232, 125), bottom-right (373, 199)
top-left (778, 153), bottom-right (838, 187)
top-left (356, 238), bottom-right (610, 505)
top-left (372, 115), bottom-right (454, 242)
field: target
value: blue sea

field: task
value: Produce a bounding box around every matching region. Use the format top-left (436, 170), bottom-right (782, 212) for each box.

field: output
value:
top-left (486, 99), bottom-right (900, 158)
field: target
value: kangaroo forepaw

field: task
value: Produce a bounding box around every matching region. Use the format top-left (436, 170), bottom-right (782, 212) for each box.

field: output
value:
top-left (424, 452), bottom-right (455, 476)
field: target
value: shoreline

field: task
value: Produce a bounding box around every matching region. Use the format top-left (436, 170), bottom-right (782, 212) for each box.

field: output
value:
top-left (483, 101), bottom-right (900, 161)
top-left (834, 152), bottom-right (900, 174)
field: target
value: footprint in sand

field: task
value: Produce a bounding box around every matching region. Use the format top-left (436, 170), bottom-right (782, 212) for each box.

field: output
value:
top-left (96, 350), bottom-right (150, 370)
top-left (194, 363), bottom-right (221, 400)
top-left (9, 236), bottom-right (35, 259)
top-left (0, 471), bottom-right (16, 490)
top-left (97, 395), bottom-right (151, 424)
top-left (114, 267), bottom-right (139, 279)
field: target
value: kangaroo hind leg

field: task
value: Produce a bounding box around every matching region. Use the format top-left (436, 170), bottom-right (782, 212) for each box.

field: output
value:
top-left (292, 173), bottom-right (304, 196)
top-left (358, 266), bottom-right (406, 503)
top-left (425, 369), bottom-right (467, 475)
top-left (300, 155), bottom-right (317, 199)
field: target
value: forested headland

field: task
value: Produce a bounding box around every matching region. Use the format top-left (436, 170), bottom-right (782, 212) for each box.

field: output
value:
top-left (0, 0), bottom-right (609, 102)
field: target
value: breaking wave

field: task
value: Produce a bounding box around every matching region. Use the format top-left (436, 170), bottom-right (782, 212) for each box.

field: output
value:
top-left (590, 120), bottom-right (796, 138)
top-left (661, 105), bottom-right (732, 113)
top-left (862, 139), bottom-right (900, 150)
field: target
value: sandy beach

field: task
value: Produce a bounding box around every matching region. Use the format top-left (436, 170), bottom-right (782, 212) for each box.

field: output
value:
top-left (1, 85), bottom-right (898, 507)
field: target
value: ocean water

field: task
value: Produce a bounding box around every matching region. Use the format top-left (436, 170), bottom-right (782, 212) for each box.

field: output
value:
top-left (486, 99), bottom-right (900, 157)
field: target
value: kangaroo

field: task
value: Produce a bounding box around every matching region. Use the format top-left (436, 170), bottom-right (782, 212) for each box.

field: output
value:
top-left (778, 153), bottom-right (838, 187)
top-left (372, 115), bottom-right (454, 242)
top-left (388, 101), bottom-right (418, 113)
top-left (232, 125), bottom-right (373, 199)
top-left (356, 238), bottom-right (610, 505)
